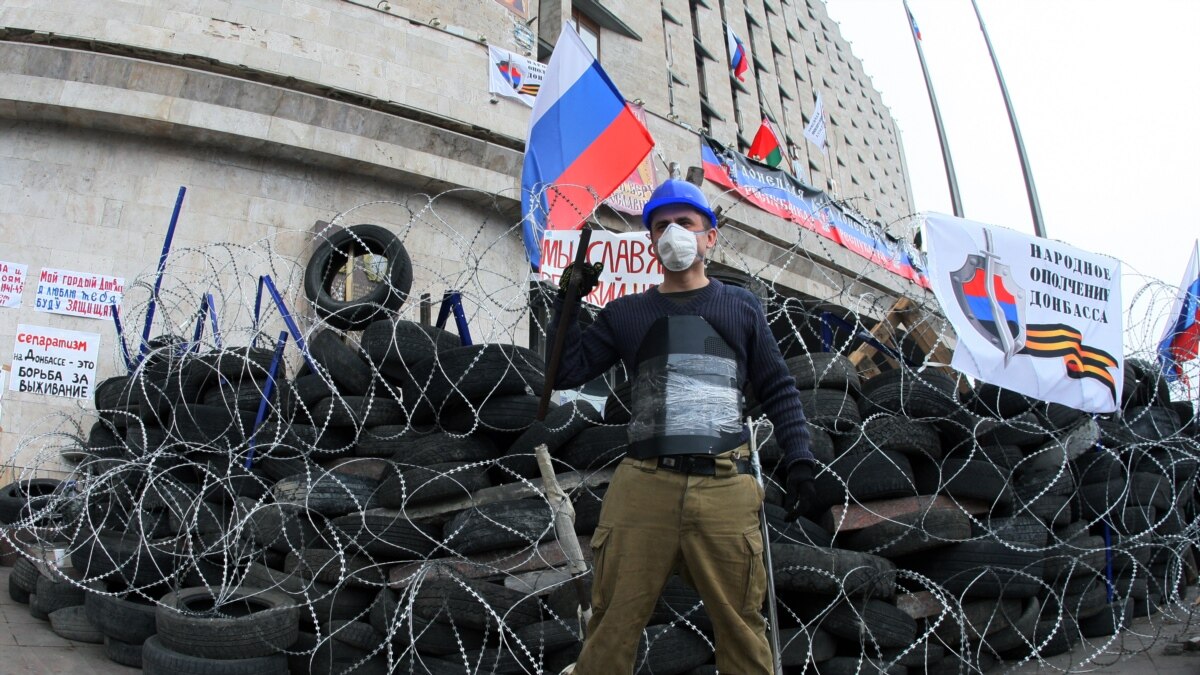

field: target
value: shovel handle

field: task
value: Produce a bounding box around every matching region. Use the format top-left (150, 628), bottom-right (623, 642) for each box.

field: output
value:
top-left (536, 227), bottom-right (594, 421)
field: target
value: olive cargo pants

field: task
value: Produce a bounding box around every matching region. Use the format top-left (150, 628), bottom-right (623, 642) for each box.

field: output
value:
top-left (572, 451), bottom-right (772, 675)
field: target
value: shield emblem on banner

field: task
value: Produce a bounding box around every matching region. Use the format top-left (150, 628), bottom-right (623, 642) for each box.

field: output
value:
top-left (950, 232), bottom-right (1026, 363)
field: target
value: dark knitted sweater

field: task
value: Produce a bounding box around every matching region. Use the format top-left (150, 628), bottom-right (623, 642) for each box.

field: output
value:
top-left (550, 279), bottom-right (814, 468)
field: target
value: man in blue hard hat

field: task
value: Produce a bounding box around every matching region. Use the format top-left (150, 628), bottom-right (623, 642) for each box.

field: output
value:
top-left (549, 178), bottom-right (816, 674)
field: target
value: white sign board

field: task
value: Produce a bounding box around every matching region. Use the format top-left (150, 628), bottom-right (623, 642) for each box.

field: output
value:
top-left (10, 324), bottom-right (101, 400)
top-left (924, 213), bottom-right (1123, 413)
top-left (0, 261), bottom-right (27, 308)
top-left (34, 267), bottom-right (124, 319)
top-left (539, 229), bottom-right (664, 306)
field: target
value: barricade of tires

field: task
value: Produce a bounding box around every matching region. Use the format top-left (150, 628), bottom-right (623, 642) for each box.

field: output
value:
top-left (2, 301), bottom-right (1197, 672)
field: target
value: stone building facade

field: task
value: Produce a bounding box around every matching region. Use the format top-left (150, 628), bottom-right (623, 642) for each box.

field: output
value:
top-left (0, 0), bottom-right (923, 474)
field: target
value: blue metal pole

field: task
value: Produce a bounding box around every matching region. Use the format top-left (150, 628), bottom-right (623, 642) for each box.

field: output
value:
top-left (205, 293), bottom-right (222, 349)
top-left (245, 331), bottom-right (288, 470)
top-left (110, 302), bottom-right (133, 371)
top-left (190, 295), bottom-right (209, 352)
top-left (139, 186), bottom-right (187, 364)
top-left (260, 275), bottom-right (318, 373)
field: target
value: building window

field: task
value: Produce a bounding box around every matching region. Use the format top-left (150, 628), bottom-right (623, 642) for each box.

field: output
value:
top-left (571, 9), bottom-right (601, 58)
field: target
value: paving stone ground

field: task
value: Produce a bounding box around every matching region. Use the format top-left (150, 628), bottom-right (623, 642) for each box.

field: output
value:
top-left (0, 565), bottom-right (1196, 674)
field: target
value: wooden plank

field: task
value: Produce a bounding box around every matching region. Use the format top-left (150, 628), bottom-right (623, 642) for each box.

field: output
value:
top-left (847, 297), bottom-right (910, 370)
top-left (896, 591), bottom-right (944, 620)
top-left (819, 495), bottom-right (991, 534)
top-left (394, 468), bottom-right (615, 522)
top-left (388, 536), bottom-right (593, 589)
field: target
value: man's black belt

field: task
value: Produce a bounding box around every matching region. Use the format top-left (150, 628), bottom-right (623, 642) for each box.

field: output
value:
top-left (655, 454), bottom-right (753, 476)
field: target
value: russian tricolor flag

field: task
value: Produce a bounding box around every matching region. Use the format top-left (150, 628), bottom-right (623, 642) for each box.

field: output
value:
top-left (726, 26), bottom-right (749, 82)
top-left (1158, 241), bottom-right (1200, 381)
top-left (521, 25), bottom-right (654, 269)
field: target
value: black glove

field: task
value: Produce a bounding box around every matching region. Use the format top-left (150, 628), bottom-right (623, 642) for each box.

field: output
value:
top-left (558, 261), bottom-right (603, 299)
top-left (784, 462), bottom-right (816, 522)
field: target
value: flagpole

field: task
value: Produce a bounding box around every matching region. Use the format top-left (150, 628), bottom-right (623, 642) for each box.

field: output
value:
top-left (902, 0), bottom-right (964, 218)
top-left (969, 0), bottom-right (1046, 238)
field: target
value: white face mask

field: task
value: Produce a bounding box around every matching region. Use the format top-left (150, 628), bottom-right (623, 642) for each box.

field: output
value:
top-left (656, 224), bottom-right (702, 272)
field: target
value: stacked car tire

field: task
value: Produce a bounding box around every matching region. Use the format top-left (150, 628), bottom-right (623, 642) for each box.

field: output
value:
top-left (2, 237), bottom-right (1197, 674)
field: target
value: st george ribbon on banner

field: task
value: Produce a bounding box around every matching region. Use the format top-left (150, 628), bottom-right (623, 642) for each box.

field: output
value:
top-left (520, 24), bottom-right (655, 269)
top-left (488, 45), bottom-right (546, 107)
top-left (701, 136), bottom-right (928, 288)
top-left (924, 213), bottom-right (1123, 413)
top-left (1157, 240), bottom-right (1200, 382)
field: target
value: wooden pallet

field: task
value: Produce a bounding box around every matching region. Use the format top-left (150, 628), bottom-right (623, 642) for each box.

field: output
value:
top-left (847, 296), bottom-right (963, 389)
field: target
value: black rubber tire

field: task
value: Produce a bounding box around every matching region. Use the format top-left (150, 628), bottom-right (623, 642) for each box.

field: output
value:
top-left (650, 575), bottom-right (711, 632)
top-left (603, 379), bottom-right (633, 424)
top-left (440, 393), bottom-right (542, 437)
top-left (378, 462), bottom-right (492, 508)
top-left (816, 449), bottom-right (916, 506)
top-left (821, 598), bottom-right (917, 649)
top-left (405, 343), bottom-right (545, 417)
top-left (156, 586), bottom-right (299, 659)
top-left (309, 394), bottom-right (404, 428)
top-left (327, 511), bottom-right (441, 560)
top-left (304, 223), bottom-right (413, 330)
top-left (497, 401), bottom-right (602, 478)
top-left (271, 471), bottom-right (381, 516)
top-left (839, 506), bottom-right (971, 557)
top-left (412, 576), bottom-right (542, 631)
top-left (817, 656), bottom-right (906, 675)
top-left (515, 618), bottom-right (583, 652)
top-left (143, 635), bottom-right (289, 675)
top-left (442, 498), bottom-right (553, 555)
top-left (970, 383), bottom-right (1035, 417)
top-left (0, 478), bottom-right (61, 525)
top-left (49, 605), bottom-right (104, 643)
top-left (770, 543), bottom-right (896, 598)
top-left (104, 636), bottom-right (145, 667)
top-left (283, 549), bottom-right (386, 589)
top-left (34, 574), bottom-right (86, 615)
top-left (764, 504), bottom-right (833, 548)
top-left (851, 415), bottom-right (942, 459)
top-left (69, 528), bottom-right (180, 586)
top-left (370, 588), bottom-right (486, 655)
top-left (559, 425), bottom-right (629, 472)
top-left (307, 329), bottom-right (374, 396)
top-left (326, 619), bottom-right (387, 653)
top-left (200, 377), bottom-right (281, 416)
top-left (980, 410), bottom-right (1050, 448)
top-left (11, 557), bottom-right (41, 594)
top-left (8, 570), bottom-right (30, 604)
top-left (636, 624), bottom-right (712, 674)
top-left (859, 368), bottom-right (959, 419)
top-left (360, 318), bottom-right (460, 377)
top-left (84, 584), bottom-right (161, 644)
top-left (779, 626), bottom-right (836, 666)
top-left (1124, 405), bottom-right (1181, 442)
top-left (1077, 597), bottom-right (1132, 638)
top-left (786, 352), bottom-right (862, 394)
top-left (898, 540), bottom-right (1043, 599)
top-left (913, 458), bottom-right (1014, 509)
top-left (798, 388), bottom-right (861, 433)
top-left (246, 502), bottom-right (326, 553)
top-left (389, 432), bottom-right (500, 466)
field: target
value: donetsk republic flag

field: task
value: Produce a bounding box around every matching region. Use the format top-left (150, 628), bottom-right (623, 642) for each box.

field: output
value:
top-left (924, 213), bottom-right (1124, 413)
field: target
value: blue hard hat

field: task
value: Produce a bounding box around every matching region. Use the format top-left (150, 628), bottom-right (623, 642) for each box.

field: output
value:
top-left (642, 179), bottom-right (717, 229)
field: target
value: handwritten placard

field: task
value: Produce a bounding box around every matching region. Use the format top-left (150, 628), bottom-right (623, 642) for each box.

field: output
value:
top-left (10, 324), bottom-right (100, 400)
top-left (34, 267), bottom-right (124, 319)
top-left (0, 261), bottom-right (27, 308)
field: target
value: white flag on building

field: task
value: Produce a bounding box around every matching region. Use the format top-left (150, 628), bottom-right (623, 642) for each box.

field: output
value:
top-left (924, 213), bottom-right (1124, 413)
top-left (804, 93), bottom-right (827, 154)
top-left (488, 46), bottom-right (546, 107)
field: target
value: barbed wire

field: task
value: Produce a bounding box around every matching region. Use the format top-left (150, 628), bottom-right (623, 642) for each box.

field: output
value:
top-left (1, 187), bottom-right (1197, 674)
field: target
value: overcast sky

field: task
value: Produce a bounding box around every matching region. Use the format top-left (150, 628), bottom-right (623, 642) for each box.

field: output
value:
top-left (824, 0), bottom-right (1200, 354)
